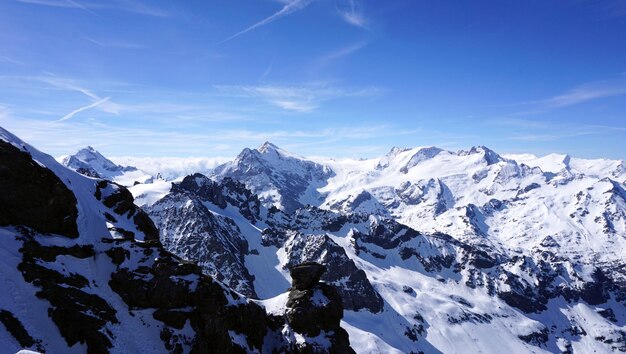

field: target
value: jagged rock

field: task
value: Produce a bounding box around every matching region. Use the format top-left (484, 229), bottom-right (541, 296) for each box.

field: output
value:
top-left (149, 191), bottom-right (257, 298)
top-left (95, 180), bottom-right (159, 241)
top-left (283, 233), bottom-right (384, 313)
top-left (0, 141), bottom-right (78, 238)
top-left (108, 241), bottom-right (269, 353)
top-left (284, 263), bottom-right (356, 354)
top-left (0, 309), bottom-right (41, 351)
top-left (289, 262), bottom-right (326, 290)
top-left (286, 284), bottom-right (343, 336)
top-left (18, 237), bottom-right (118, 354)
top-left (172, 174), bottom-right (262, 223)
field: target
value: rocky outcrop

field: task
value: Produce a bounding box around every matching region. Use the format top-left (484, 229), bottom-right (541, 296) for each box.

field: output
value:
top-left (107, 239), bottom-right (269, 353)
top-left (0, 132), bottom-right (358, 353)
top-left (0, 140), bottom-right (78, 238)
top-left (284, 263), bottom-right (355, 354)
top-left (148, 178), bottom-right (257, 298)
top-left (95, 180), bottom-right (159, 241)
top-left (283, 233), bottom-right (384, 313)
top-left (0, 309), bottom-right (42, 351)
top-left (171, 174), bottom-right (262, 223)
top-left (17, 232), bottom-right (117, 354)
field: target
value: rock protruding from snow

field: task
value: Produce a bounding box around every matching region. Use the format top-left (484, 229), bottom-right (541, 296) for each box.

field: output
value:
top-left (289, 262), bottom-right (326, 291)
top-left (0, 129), bottom-right (318, 353)
top-left (457, 145), bottom-right (504, 165)
top-left (0, 141), bottom-right (79, 238)
top-left (284, 262), bottom-right (356, 354)
top-left (282, 231), bottom-right (385, 313)
top-left (62, 146), bottom-right (134, 177)
top-left (95, 180), bottom-right (160, 241)
top-left (172, 173), bottom-right (262, 223)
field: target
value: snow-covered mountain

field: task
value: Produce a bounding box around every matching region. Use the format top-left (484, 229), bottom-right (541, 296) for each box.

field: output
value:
top-left (211, 142), bottom-right (334, 213)
top-left (131, 142), bottom-right (626, 353)
top-left (4, 131), bottom-right (626, 353)
top-left (60, 146), bottom-right (152, 186)
top-left (0, 129), bottom-right (355, 354)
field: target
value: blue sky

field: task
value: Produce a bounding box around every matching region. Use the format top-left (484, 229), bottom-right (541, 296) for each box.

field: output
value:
top-left (1, 0), bottom-right (626, 159)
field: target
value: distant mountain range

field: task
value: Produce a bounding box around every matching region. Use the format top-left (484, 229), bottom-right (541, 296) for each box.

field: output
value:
top-left (4, 128), bottom-right (626, 353)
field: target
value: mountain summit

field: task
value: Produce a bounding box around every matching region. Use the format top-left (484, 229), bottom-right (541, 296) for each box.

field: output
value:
top-left (211, 142), bottom-right (334, 212)
top-left (61, 146), bottom-right (151, 186)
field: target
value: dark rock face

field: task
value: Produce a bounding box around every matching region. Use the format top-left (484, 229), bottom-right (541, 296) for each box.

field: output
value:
top-left (0, 141), bottom-right (78, 238)
top-left (95, 180), bottom-right (159, 241)
top-left (149, 191), bottom-right (257, 298)
top-left (290, 263), bottom-right (326, 291)
top-left (0, 134), bottom-right (357, 354)
top-left (17, 234), bottom-right (117, 354)
top-left (107, 241), bottom-right (269, 353)
top-left (173, 174), bottom-right (262, 224)
top-left (283, 233), bottom-right (384, 313)
top-left (284, 263), bottom-right (356, 354)
top-left (147, 173), bottom-right (267, 297)
top-left (0, 309), bottom-right (42, 351)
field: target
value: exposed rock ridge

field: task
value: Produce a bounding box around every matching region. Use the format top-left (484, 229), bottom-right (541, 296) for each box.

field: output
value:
top-left (283, 262), bottom-right (356, 354)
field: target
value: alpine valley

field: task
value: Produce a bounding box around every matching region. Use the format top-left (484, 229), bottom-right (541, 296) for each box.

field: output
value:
top-left (1, 125), bottom-right (626, 354)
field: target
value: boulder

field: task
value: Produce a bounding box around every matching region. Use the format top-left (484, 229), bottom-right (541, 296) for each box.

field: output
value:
top-left (289, 262), bottom-right (326, 290)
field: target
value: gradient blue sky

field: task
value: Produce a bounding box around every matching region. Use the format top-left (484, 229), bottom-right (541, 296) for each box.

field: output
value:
top-left (1, 0), bottom-right (626, 159)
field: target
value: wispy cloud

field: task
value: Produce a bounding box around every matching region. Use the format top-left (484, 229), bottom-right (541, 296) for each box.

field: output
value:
top-left (259, 62), bottom-right (273, 82)
top-left (216, 83), bottom-right (381, 112)
top-left (508, 124), bottom-right (626, 142)
top-left (319, 41), bottom-right (367, 65)
top-left (16, 0), bottom-right (170, 17)
top-left (1, 110), bottom-right (415, 158)
top-left (220, 0), bottom-right (313, 43)
top-left (84, 36), bottom-right (145, 49)
top-left (338, 0), bottom-right (367, 28)
top-left (0, 55), bottom-right (26, 66)
top-left (538, 76), bottom-right (626, 108)
top-left (36, 76), bottom-right (122, 120)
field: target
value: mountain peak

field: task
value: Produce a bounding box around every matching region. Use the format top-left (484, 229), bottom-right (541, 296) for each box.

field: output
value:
top-left (77, 145), bottom-right (98, 154)
top-left (62, 145), bottom-right (139, 181)
top-left (257, 141), bottom-right (281, 154)
top-left (387, 146), bottom-right (411, 156)
top-left (458, 145), bottom-right (503, 165)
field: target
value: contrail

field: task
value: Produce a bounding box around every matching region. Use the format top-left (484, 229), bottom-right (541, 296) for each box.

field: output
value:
top-left (220, 0), bottom-right (313, 43)
top-left (57, 97), bottom-right (110, 122)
